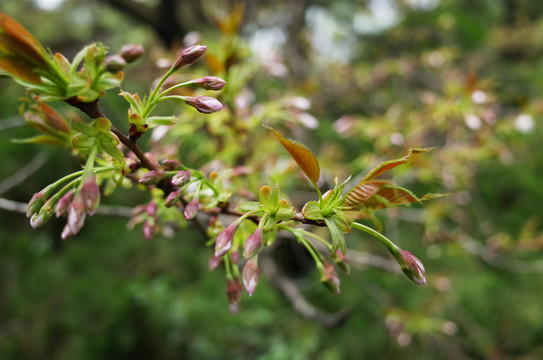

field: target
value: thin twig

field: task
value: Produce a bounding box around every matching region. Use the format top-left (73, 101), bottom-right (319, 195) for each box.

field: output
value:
top-left (260, 253), bottom-right (351, 328)
top-left (0, 153), bottom-right (48, 195)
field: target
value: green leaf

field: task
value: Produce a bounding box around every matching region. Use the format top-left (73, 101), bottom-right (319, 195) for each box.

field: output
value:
top-left (72, 133), bottom-right (95, 149)
top-left (302, 201), bottom-right (324, 220)
top-left (146, 116), bottom-right (178, 128)
top-left (265, 126), bottom-right (320, 184)
top-left (237, 201), bottom-right (262, 213)
top-left (71, 120), bottom-right (98, 137)
top-left (259, 185), bottom-right (279, 212)
top-left (12, 135), bottom-right (66, 146)
top-left (325, 218), bottom-right (346, 256)
top-left (275, 199), bottom-right (295, 220)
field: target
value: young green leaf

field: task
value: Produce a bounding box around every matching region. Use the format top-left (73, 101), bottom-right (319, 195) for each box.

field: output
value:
top-left (265, 126), bottom-right (320, 184)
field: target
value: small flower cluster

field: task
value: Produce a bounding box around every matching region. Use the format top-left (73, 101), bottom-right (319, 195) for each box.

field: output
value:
top-left (27, 173), bottom-right (101, 239)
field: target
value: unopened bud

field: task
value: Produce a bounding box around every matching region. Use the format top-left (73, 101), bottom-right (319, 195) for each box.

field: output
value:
top-left (172, 45), bottom-right (207, 70)
top-left (26, 189), bottom-right (48, 218)
top-left (66, 192), bottom-right (86, 236)
top-left (226, 278), bottom-right (243, 313)
top-left (209, 255), bottom-right (222, 271)
top-left (320, 262), bottom-right (341, 294)
top-left (120, 44), bottom-right (144, 63)
top-left (104, 54), bottom-right (126, 73)
top-left (143, 220), bottom-right (155, 240)
top-left (184, 96), bottom-right (223, 114)
top-left (80, 175), bottom-right (100, 216)
top-left (214, 222), bottom-right (238, 257)
top-left (139, 170), bottom-right (167, 185)
top-left (334, 250), bottom-right (350, 274)
top-left (55, 189), bottom-right (75, 218)
top-left (398, 250), bottom-right (426, 286)
top-left (171, 170), bottom-right (191, 187)
top-left (30, 208), bottom-right (52, 229)
top-left (162, 160), bottom-right (183, 171)
top-left (184, 198), bottom-right (199, 220)
top-left (190, 76), bottom-right (226, 90)
top-left (242, 257), bottom-right (260, 296)
top-left (164, 189), bottom-right (183, 207)
top-left (243, 228), bottom-right (262, 259)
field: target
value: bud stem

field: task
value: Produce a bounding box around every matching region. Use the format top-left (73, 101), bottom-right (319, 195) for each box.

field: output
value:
top-left (351, 221), bottom-right (402, 259)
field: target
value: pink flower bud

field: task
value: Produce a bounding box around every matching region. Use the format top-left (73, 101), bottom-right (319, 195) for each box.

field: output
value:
top-left (172, 45), bottom-right (207, 70)
top-left (171, 170), bottom-right (191, 187)
top-left (399, 250), bottom-right (426, 286)
top-left (104, 54), bottom-right (126, 73)
top-left (242, 258), bottom-right (260, 297)
top-left (320, 262), bottom-right (341, 294)
top-left (120, 44), bottom-right (144, 63)
top-left (139, 170), bottom-right (166, 185)
top-left (208, 255), bottom-right (222, 271)
top-left (214, 223), bottom-right (237, 258)
top-left (190, 76), bottom-right (226, 90)
top-left (184, 96), bottom-right (223, 114)
top-left (66, 192), bottom-right (86, 236)
top-left (143, 220), bottom-right (155, 240)
top-left (80, 175), bottom-right (100, 216)
top-left (164, 189), bottom-right (183, 207)
top-left (184, 199), bottom-right (199, 220)
top-left (230, 250), bottom-right (240, 263)
top-left (243, 228), bottom-right (262, 259)
top-left (26, 190), bottom-right (47, 218)
top-left (162, 160), bottom-right (183, 171)
top-left (55, 189), bottom-right (75, 218)
top-left (334, 250), bottom-right (350, 274)
top-left (226, 278), bottom-right (243, 313)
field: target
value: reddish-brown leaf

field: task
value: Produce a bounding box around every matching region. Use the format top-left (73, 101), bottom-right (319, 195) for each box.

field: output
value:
top-left (363, 147), bottom-right (433, 182)
top-left (266, 126), bottom-right (320, 184)
top-left (0, 13), bottom-right (48, 65)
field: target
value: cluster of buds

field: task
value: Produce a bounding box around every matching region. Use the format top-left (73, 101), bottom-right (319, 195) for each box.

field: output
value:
top-left (129, 201), bottom-right (158, 240)
top-left (104, 44), bottom-right (144, 73)
top-left (26, 174), bottom-right (101, 240)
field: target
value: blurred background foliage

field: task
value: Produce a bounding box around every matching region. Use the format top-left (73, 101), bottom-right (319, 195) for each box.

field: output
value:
top-left (1, 0), bottom-right (543, 359)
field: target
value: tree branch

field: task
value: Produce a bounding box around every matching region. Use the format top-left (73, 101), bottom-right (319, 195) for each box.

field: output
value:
top-left (260, 253), bottom-right (351, 328)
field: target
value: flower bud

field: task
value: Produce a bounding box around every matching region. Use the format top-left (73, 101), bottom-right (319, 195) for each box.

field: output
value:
top-left (143, 220), bottom-right (155, 240)
top-left (26, 189), bottom-right (48, 218)
top-left (171, 170), bottom-right (191, 187)
top-left (80, 175), bottom-right (100, 216)
top-left (120, 44), bottom-right (144, 63)
top-left (243, 228), bottom-right (262, 259)
top-left (319, 262), bottom-right (341, 294)
top-left (242, 257), bottom-right (260, 297)
top-left (226, 278), bottom-right (243, 313)
top-left (30, 208), bottom-right (52, 228)
top-left (139, 170), bottom-right (166, 185)
top-left (334, 250), bottom-right (350, 274)
top-left (162, 160), bottom-right (183, 171)
top-left (55, 189), bottom-right (75, 218)
top-left (164, 189), bottom-right (183, 207)
top-left (398, 250), bottom-right (426, 286)
top-left (184, 96), bottom-right (223, 114)
top-left (208, 255), bottom-right (222, 271)
top-left (104, 54), bottom-right (126, 73)
top-left (172, 45), bottom-right (207, 70)
top-left (214, 222), bottom-right (238, 258)
top-left (184, 198), bottom-right (199, 220)
top-left (190, 76), bottom-right (226, 90)
top-left (66, 192), bottom-right (86, 236)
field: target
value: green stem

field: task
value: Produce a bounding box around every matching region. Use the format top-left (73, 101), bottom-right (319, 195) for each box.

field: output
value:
top-left (351, 221), bottom-right (401, 260)
top-left (280, 226), bottom-right (323, 265)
